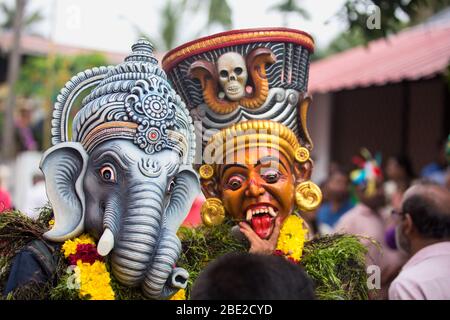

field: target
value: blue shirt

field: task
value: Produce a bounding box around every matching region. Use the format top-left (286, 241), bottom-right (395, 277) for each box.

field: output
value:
top-left (316, 199), bottom-right (354, 228)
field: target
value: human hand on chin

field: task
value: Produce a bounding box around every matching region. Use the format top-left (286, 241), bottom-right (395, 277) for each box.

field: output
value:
top-left (239, 217), bottom-right (282, 255)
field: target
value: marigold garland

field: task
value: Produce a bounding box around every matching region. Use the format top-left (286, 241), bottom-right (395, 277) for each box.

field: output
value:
top-left (61, 234), bottom-right (95, 258)
top-left (170, 289), bottom-right (186, 300)
top-left (274, 214), bottom-right (308, 263)
top-left (61, 234), bottom-right (115, 300)
top-left (75, 260), bottom-right (115, 300)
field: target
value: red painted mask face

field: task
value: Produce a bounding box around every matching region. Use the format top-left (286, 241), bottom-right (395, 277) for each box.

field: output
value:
top-left (219, 147), bottom-right (296, 239)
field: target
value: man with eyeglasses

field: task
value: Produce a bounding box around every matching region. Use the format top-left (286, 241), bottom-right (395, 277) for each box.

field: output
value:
top-left (389, 181), bottom-right (450, 300)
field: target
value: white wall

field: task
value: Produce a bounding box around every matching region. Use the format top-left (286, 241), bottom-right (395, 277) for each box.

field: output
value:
top-left (12, 151), bottom-right (43, 212)
top-left (308, 93), bottom-right (332, 184)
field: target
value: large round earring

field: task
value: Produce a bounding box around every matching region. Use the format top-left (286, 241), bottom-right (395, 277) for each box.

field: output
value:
top-left (295, 181), bottom-right (322, 212)
top-left (201, 198), bottom-right (225, 227)
top-left (199, 164), bottom-right (214, 180)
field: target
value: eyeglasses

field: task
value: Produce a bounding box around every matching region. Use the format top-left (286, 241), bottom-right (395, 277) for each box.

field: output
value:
top-left (391, 209), bottom-right (406, 220)
top-left (391, 209), bottom-right (402, 216)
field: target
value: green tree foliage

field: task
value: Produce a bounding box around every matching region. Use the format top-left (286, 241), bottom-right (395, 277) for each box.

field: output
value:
top-left (316, 0), bottom-right (450, 59)
top-left (338, 0), bottom-right (450, 43)
top-left (16, 53), bottom-right (108, 100)
top-left (269, 0), bottom-right (310, 26)
top-left (160, 0), bottom-right (184, 51)
top-left (0, 1), bottom-right (44, 33)
top-left (207, 0), bottom-right (232, 30)
top-left (127, 0), bottom-right (233, 51)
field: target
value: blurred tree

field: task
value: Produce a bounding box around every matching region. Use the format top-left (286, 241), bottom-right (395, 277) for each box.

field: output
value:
top-left (124, 0), bottom-right (232, 52)
top-left (14, 53), bottom-right (108, 148)
top-left (160, 0), bottom-right (184, 51)
top-left (269, 0), bottom-right (310, 26)
top-left (206, 0), bottom-right (232, 31)
top-left (314, 0), bottom-right (450, 60)
top-left (16, 53), bottom-right (108, 100)
top-left (1, 0), bottom-right (25, 160)
top-left (337, 0), bottom-right (450, 42)
top-left (0, 1), bottom-right (44, 34)
top-left (312, 28), bottom-right (367, 60)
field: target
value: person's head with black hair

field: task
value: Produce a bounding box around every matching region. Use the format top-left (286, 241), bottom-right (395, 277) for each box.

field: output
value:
top-left (395, 180), bottom-right (450, 255)
top-left (386, 155), bottom-right (415, 185)
top-left (190, 252), bottom-right (316, 300)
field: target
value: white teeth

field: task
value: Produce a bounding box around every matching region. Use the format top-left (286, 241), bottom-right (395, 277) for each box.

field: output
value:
top-left (246, 207), bottom-right (276, 218)
top-left (268, 207), bottom-right (276, 217)
top-left (246, 209), bottom-right (252, 221)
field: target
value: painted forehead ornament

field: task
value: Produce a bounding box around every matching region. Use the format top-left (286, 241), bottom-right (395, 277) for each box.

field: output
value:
top-left (53, 39), bottom-right (195, 162)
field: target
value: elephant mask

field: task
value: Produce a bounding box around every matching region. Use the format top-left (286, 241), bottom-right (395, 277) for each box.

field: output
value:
top-left (40, 39), bottom-right (200, 299)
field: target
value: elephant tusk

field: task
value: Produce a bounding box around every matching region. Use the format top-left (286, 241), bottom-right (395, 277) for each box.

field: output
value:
top-left (97, 228), bottom-right (115, 256)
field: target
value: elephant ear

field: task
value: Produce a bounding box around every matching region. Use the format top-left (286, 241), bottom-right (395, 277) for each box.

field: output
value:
top-left (164, 165), bottom-right (200, 232)
top-left (40, 142), bottom-right (88, 242)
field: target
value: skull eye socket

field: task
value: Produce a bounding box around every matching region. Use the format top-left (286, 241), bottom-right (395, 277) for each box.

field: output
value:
top-left (234, 67), bottom-right (243, 75)
top-left (219, 70), bottom-right (229, 78)
top-left (100, 166), bottom-right (116, 183)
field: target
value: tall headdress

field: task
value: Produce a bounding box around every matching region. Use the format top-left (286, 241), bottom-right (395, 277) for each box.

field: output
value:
top-left (163, 28), bottom-right (322, 226)
top-left (162, 27), bottom-right (315, 152)
top-left (52, 39), bottom-right (195, 162)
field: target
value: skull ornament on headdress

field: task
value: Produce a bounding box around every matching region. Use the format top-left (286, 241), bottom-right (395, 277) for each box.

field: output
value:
top-left (41, 39), bottom-right (199, 299)
top-left (217, 52), bottom-right (248, 101)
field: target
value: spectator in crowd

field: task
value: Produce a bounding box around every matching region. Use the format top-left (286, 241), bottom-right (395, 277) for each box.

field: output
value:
top-left (14, 102), bottom-right (38, 153)
top-left (389, 182), bottom-right (450, 300)
top-left (191, 252), bottom-right (316, 300)
top-left (384, 155), bottom-right (415, 211)
top-left (0, 165), bottom-right (12, 212)
top-left (316, 168), bottom-right (353, 235)
top-left (22, 172), bottom-right (48, 220)
top-left (421, 137), bottom-right (448, 185)
top-left (334, 149), bottom-right (406, 299)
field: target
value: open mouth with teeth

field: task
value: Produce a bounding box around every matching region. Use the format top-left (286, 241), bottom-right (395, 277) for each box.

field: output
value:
top-left (245, 203), bottom-right (278, 239)
top-left (226, 85), bottom-right (242, 94)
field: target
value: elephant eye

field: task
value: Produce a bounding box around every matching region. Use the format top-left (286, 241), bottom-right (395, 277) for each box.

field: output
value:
top-left (100, 166), bottom-right (116, 183)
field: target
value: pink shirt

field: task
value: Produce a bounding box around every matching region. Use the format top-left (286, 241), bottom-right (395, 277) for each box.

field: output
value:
top-left (389, 242), bottom-right (450, 300)
top-left (0, 188), bottom-right (12, 212)
top-left (334, 204), bottom-right (406, 298)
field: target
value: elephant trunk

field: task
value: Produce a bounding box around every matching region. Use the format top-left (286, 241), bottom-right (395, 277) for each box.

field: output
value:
top-left (111, 183), bottom-right (164, 287)
top-left (142, 228), bottom-right (188, 299)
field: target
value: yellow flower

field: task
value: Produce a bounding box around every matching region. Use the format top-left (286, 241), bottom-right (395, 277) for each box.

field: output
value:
top-left (76, 260), bottom-right (115, 300)
top-left (276, 215), bottom-right (308, 262)
top-left (170, 289), bottom-right (186, 300)
top-left (48, 219), bottom-right (55, 227)
top-left (61, 234), bottom-right (95, 258)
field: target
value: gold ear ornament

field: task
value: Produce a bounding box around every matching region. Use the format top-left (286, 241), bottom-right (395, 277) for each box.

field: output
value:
top-left (294, 147), bottom-right (310, 163)
top-left (201, 197), bottom-right (225, 227)
top-left (295, 181), bottom-right (322, 212)
top-left (199, 164), bottom-right (214, 180)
